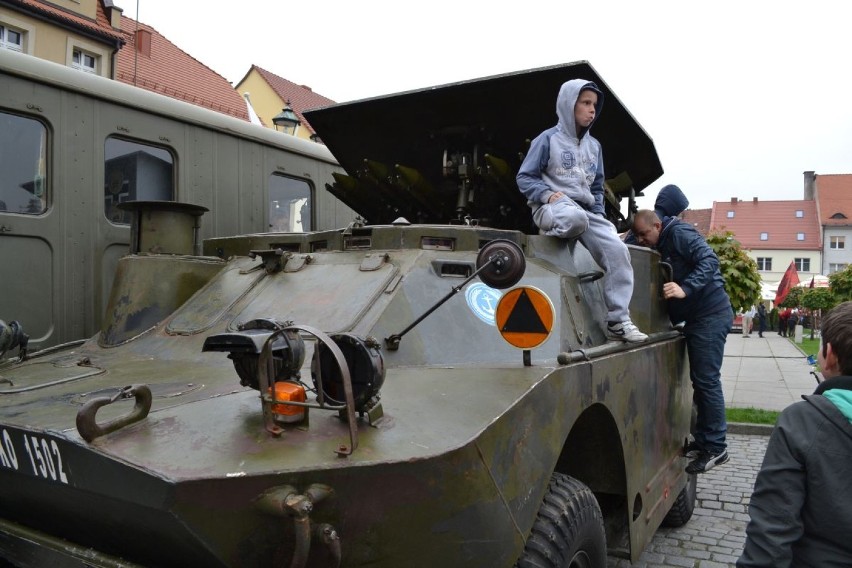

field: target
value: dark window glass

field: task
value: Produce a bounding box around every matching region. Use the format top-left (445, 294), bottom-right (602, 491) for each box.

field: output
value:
top-left (0, 112), bottom-right (46, 214)
top-left (104, 137), bottom-right (174, 224)
top-left (268, 174), bottom-right (312, 232)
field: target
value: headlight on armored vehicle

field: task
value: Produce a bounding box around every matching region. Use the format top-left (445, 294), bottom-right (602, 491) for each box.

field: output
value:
top-left (202, 318), bottom-right (305, 389)
top-left (312, 334), bottom-right (384, 412)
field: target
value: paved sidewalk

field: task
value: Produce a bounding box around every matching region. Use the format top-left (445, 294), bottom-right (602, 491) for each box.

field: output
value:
top-left (722, 331), bottom-right (816, 411)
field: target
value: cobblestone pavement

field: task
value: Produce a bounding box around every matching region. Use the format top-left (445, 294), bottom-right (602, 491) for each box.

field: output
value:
top-left (607, 433), bottom-right (768, 568)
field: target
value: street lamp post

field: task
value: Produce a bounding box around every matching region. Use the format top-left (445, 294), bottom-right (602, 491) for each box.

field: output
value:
top-left (272, 100), bottom-right (301, 136)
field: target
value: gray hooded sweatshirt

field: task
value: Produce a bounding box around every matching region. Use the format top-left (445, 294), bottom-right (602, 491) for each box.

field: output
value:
top-left (516, 79), bottom-right (605, 217)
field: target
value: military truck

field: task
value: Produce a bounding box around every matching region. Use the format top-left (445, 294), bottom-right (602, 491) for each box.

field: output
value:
top-left (0, 61), bottom-right (695, 568)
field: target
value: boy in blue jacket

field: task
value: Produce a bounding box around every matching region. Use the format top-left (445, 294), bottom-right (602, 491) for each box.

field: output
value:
top-left (517, 79), bottom-right (647, 342)
top-left (632, 207), bottom-right (733, 473)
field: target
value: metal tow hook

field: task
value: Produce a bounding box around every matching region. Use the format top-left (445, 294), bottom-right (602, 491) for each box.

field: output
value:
top-left (256, 484), bottom-right (339, 568)
top-left (75, 384), bottom-right (153, 442)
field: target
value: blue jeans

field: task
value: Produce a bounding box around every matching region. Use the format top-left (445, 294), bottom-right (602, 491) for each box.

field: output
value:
top-left (683, 307), bottom-right (732, 453)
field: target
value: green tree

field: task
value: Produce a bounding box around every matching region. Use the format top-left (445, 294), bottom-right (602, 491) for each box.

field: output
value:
top-left (829, 265), bottom-right (852, 302)
top-left (801, 287), bottom-right (837, 338)
top-left (780, 286), bottom-right (803, 308)
top-left (706, 230), bottom-right (761, 312)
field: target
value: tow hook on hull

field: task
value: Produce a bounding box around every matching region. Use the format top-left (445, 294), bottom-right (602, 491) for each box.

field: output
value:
top-left (75, 384), bottom-right (153, 442)
top-left (256, 484), bottom-right (340, 568)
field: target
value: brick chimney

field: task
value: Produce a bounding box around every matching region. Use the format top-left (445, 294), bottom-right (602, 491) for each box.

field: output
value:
top-left (753, 197), bottom-right (758, 203)
top-left (804, 170), bottom-right (816, 200)
top-left (730, 197), bottom-right (737, 204)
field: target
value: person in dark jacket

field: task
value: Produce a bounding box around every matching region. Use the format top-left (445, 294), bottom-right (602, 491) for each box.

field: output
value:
top-left (632, 207), bottom-right (733, 473)
top-left (738, 301), bottom-right (852, 567)
top-left (778, 308), bottom-right (790, 337)
top-left (623, 183), bottom-right (689, 245)
top-left (756, 303), bottom-right (767, 338)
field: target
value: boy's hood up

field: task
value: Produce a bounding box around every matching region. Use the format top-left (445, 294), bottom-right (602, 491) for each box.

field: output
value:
top-left (654, 184), bottom-right (689, 219)
top-left (556, 78), bottom-right (604, 139)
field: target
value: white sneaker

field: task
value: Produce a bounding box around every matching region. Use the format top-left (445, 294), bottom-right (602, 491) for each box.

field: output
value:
top-left (607, 320), bottom-right (648, 343)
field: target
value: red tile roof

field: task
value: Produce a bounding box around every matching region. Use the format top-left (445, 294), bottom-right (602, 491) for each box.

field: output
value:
top-left (116, 16), bottom-right (249, 121)
top-left (9, 0), bottom-right (124, 43)
top-left (680, 208), bottom-right (711, 237)
top-left (250, 65), bottom-right (336, 135)
top-left (815, 174), bottom-right (852, 226)
top-left (709, 199), bottom-right (821, 249)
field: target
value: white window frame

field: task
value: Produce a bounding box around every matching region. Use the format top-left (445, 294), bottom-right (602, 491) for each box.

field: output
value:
top-left (760, 232), bottom-right (768, 241)
top-left (797, 232), bottom-right (805, 241)
top-left (829, 263), bottom-right (848, 274)
top-left (795, 258), bottom-right (810, 272)
top-left (0, 25), bottom-right (23, 52)
top-left (66, 38), bottom-right (110, 77)
top-left (72, 48), bottom-right (97, 74)
top-left (830, 236), bottom-right (846, 250)
top-left (756, 257), bottom-right (772, 271)
top-left (0, 16), bottom-right (34, 54)
top-left (795, 210), bottom-right (804, 218)
top-left (726, 211), bottom-right (734, 218)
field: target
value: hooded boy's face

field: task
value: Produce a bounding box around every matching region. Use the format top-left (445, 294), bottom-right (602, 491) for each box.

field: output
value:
top-left (574, 89), bottom-right (598, 132)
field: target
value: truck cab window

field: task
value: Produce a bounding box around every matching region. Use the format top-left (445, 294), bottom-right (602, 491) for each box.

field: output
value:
top-left (104, 137), bottom-right (174, 224)
top-left (269, 174), bottom-right (312, 232)
top-left (0, 111), bottom-right (46, 214)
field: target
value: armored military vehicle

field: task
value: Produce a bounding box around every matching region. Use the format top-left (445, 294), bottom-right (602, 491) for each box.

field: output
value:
top-left (0, 61), bottom-right (695, 568)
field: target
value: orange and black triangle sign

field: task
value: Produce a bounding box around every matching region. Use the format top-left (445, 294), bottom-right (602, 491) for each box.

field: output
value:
top-left (501, 288), bottom-right (548, 334)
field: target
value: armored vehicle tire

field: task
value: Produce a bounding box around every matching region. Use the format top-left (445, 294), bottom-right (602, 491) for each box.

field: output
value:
top-left (515, 473), bottom-right (606, 568)
top-left (661, 472), bottom-right (698, 527)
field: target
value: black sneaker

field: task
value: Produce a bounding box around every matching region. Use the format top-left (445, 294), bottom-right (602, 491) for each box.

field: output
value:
top-left (686, 449), bottom-right (729, 474)
top-left (683, 440), bottom-right (702, 458)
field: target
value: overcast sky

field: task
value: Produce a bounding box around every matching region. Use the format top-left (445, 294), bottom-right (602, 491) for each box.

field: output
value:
top-left (128, 0), bottom-right (851, 211)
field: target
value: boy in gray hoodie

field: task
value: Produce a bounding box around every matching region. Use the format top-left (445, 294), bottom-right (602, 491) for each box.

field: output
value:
top-left (517, 79), bottom-right (647, 342)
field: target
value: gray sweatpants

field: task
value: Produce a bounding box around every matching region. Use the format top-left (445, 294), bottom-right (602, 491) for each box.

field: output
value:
top-left (534, 199), bottom-right (634, 322)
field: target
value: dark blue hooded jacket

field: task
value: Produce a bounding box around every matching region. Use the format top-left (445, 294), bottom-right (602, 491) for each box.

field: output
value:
top-left (656, 217), bottom-right (731, 324)
top-left (627, 184), bottom-right (730, 322)
top-left (624, 184), bottom-right (689, 245)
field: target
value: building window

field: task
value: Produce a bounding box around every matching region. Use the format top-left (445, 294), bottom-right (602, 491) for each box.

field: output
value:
top-left (760, 232), bottom-right (768, 241)
top-left (797, 232), bottom-right (805, 241)
top-left (72, 48), bottom-right (97, 74)
top-left (795, 210), bottom-right (804, 218)
top-left (104, 137), bottom-right (174, 224)
top-left (0, 25), bottom-right (23, 52)
top-left (830, 236), bottom-right (846, 249)
top-left (830, 263), bottom-right (848, 274)
top-left (269, 174), bottom-right (312, 232)
top-left (726, 211), bottom-right (734, 218)
top-left (0, 111), bottom-right (47, 214)
top-left (756, 257), bottom-right (772, 271)
top-left (795, 258), bottom-right (810, 272)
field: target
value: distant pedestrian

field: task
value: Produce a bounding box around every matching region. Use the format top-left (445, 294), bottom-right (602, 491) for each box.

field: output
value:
top-left (779, 307), bottom-right (790, 337)
top-left (787, 308), bottom-right (798, 337)
top-left (738, 301), bottom-right (852, 567)
top-left (757, 303), bottom-right (767, 338)
top-left (743, 306), bottom-right (756, 337)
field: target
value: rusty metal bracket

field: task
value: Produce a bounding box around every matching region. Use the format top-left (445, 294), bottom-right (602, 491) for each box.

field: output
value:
top-left (257, 325), bottom-right (359, 457)
top-left (75, 384), bottom-right (152, 442)
top-left (255, 484), bottom-right (340, 568)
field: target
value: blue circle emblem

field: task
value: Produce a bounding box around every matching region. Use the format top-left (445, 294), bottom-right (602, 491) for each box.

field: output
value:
top-left (465, 282), bottom-right (502, 326)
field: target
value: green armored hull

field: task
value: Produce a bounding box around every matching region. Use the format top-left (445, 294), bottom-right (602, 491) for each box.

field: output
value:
top-left (0, 61), bottom-right (694, 568)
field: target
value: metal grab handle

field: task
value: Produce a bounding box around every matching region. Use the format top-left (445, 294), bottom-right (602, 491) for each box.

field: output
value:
top-left (76, 384), bottom-right (152, 442)
top-left (660, 261), bottom-right (673, 283)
